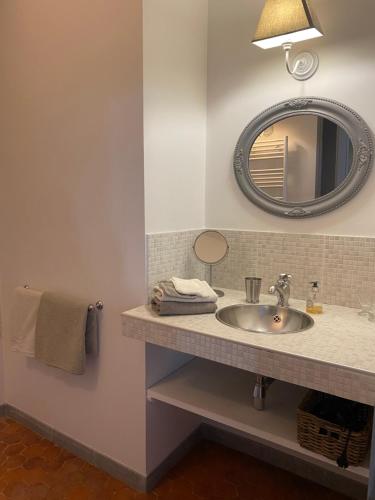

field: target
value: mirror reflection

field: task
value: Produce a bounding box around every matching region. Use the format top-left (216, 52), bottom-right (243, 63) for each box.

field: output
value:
top-left (249, 115), bottom-right (353, 203)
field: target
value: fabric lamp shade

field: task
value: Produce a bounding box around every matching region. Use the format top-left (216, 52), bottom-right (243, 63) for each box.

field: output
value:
top-left (252, 0), bottom-right (323, 49)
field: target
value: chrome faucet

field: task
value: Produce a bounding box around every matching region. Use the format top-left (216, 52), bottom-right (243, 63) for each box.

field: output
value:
top-left (269, 273), bottom-right (292, 307)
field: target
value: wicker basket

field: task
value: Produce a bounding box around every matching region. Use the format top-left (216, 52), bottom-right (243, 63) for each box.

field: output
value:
top-left (297, 391), bottom-right (372, 466)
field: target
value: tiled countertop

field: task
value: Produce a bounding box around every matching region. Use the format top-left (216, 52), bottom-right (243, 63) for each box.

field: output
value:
top-left (122, 289), bottom-right (375, 405)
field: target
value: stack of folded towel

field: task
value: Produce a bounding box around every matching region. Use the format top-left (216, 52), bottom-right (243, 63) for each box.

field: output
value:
top-left (152, 277), bottom-right (218, 316)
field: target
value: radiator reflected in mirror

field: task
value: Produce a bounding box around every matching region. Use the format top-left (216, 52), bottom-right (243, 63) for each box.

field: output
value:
top-left (249, 115), bottom-right (353, 203)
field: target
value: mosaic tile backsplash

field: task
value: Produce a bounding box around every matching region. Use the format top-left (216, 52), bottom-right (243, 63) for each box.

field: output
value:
top-left (147, 230), bottom-right (208, 297)
top-left (147, 229), bottom-right (375, 309)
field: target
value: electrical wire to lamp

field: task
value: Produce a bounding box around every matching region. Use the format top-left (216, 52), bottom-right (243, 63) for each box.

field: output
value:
top-left (252, 0), bottom-right (324, 81)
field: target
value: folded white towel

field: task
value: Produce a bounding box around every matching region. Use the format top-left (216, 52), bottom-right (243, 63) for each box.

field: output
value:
top-left (11, 287), bottom-right (43, 357)
top-left (153, 283), bottom-right (217, 303)
top-left (171, 277), bottom-right (218, 301)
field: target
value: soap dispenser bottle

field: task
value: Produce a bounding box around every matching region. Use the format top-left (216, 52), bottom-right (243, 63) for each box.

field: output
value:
top-left (306, 281), bottom-right (323, 314)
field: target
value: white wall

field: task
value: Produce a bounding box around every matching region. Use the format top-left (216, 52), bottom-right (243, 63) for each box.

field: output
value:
top-left (206, 0), bottom-right (375, 236)
top-left (143, 1), bottom-right (208, 471)
top-left (0, 275), bottom-right (4, 404)
top-left (144, 0), bottom-right (208, 233)
top-left (0, 0), bottom-right (147, 474)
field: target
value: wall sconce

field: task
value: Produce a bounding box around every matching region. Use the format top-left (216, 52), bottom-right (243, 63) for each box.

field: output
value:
top-left (252, 0), bottom-right (323, 81)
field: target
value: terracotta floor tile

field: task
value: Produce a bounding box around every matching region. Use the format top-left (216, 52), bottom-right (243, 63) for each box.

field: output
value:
top-left (19, 432), bottom-right (41, 447)
top-left (3, 481), bottom-right (28, 500)
top-left (0, 433), bottom-right (23, 446)
top-left (21, 443), bottom-right (48, 460)
top-left (4, 445), bottom-right (24, 458)
top-left (26, 482), bottom-right (49, 500)
top-left (1, 455), bottom-right (25, 471)
top-left (66, 484), bottom-right (93, 500)
top-left (0, 418), bottom-right (352, 500)
top-left (23, 456), bottom-right (46, 471)
top-left (114, 489), bottom-right (139, 499)
top-left (132, 491), bottom-right (157, 500)
top-left (47, 481), bottom-right (70, 500)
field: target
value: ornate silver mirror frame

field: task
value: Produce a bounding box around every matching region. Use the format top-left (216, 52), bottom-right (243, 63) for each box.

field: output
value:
top-left (234, 97), bottom-right (374, 218)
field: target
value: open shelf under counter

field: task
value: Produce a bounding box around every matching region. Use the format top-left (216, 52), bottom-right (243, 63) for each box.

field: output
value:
top-left (147, 357), bottom-right (369, 483)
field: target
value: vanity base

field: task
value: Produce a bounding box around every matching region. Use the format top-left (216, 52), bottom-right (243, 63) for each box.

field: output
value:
top-left (147, 358), bottom-right (369, 492)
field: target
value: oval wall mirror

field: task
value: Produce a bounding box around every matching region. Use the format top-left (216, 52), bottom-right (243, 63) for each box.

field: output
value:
top-left (193, 230), bottom-right (229, 297)
top-left (234, 97), bottom-right (374, 218)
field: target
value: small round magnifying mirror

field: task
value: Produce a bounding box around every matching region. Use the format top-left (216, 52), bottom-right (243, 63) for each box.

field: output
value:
top-left (193, 230), bottom-right (229, 297)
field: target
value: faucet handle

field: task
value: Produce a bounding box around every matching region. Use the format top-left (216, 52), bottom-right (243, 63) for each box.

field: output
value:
top-left (279, 273), bottom-right (292, 282)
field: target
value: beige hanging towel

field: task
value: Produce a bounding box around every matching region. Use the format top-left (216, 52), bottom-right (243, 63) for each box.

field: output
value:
top-left (11, 287), bottom-right (43, 357)
top-left (35, 291), bottom-right (97, 375)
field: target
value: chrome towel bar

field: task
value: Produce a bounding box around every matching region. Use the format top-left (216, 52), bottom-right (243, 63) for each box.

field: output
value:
top-left (23, 285), bottom-right (104, 312)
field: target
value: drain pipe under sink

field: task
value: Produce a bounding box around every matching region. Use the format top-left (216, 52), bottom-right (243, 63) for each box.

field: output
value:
top-left (253, 375), bottom-right (275, 410)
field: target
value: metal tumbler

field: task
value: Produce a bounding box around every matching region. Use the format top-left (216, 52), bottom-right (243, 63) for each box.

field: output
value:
top-left (245, 277), bottom-right (262, 304)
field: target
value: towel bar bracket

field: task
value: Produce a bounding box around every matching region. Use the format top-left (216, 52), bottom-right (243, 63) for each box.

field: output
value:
top-left (89, 301), bottom-right (104, 312)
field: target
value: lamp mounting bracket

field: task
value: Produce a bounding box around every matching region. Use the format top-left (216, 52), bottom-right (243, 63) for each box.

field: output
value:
top-left (282, 42), bottom-right (319, 81)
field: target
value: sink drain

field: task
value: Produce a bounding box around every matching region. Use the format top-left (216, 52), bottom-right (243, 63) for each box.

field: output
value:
top-left (273, 315), bottom-right (282, 324)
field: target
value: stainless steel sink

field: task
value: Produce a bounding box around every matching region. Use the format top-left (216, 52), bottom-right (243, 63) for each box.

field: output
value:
top-left (216, 304), bottom-right (314, 334)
